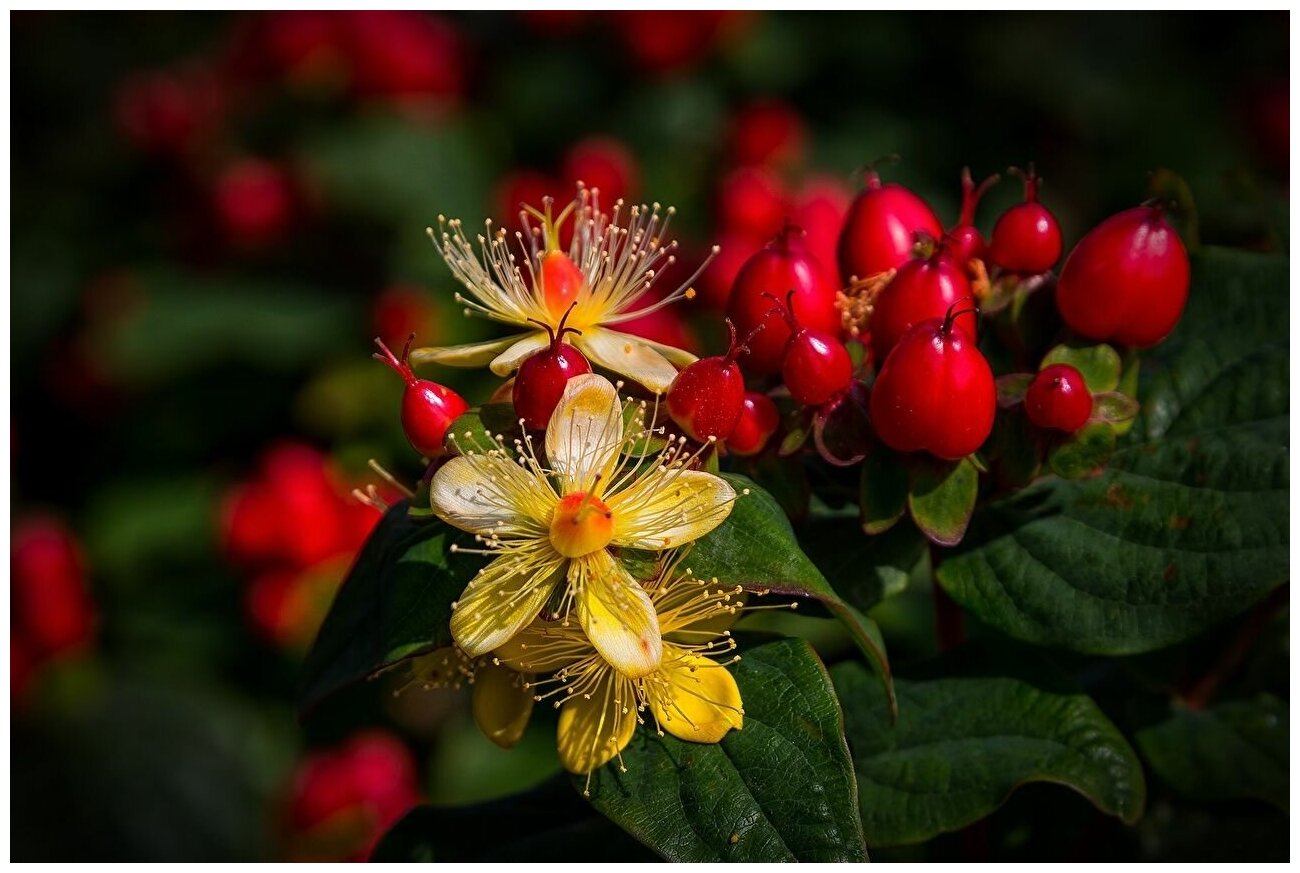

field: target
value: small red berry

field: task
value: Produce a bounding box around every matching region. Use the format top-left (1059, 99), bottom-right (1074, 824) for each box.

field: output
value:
top-left (727, 226), bottom-right (840, 377)
top-left (728, 391), bottom-right (780, 456)
top-left (944, 167), bottom-right (1000, 267)
top-left (870, 302), bottom-right (995, 460)
top-left (988, 164), bottom-right (1063, 274)
top-left (1055, 204), bottom-right (1190, 348)
top-left (837, 166), bottom-right (943, 282)
top-left (869, 243), bottom-right (976, 364)
top-left (667, 319), bottom-right (751, 442)
top-left (373, 334), bottom-right (469, 457)
top-left (770, 291), bottom-right (854, 408)
top-left (513, 306), bottom-right (592, 430)
top-left (214, 158), bottom-right (294, 248)
top-left (718, 165), bottom-right (789, 240)
top-left (729, 100), bottom-right (807, 169)
top-left (1024, 364), bottom-right (1093, 432)
top-left (793, 175), bottom-right (851, 285)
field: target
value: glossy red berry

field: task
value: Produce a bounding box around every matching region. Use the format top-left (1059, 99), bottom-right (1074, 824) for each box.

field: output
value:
top-left (988, 164), bottom-right (1062, 274)
top-left (374, 334), bottom-right (469, 457)
top-left (1055, 205), bottom-right (1190, 348)
top-left (667, 320), bottom-right (750, 442)
top-left (870, 303), bottom-right (995, 460)
top-left (837, 167), bottom-right (943, 282)
top-left (1024, 364), bottom-right (1093, 432)
top-left (728, 392), bottom-right (780, 456)
top-left (945, 167), bottom-right (1000, 267)
top-left (513, 308), bottom-right (592, 430)
top-left (771, 291), bottom-right (854, 407)
top-left (727, 226), bottom-right (840, 377)
top-left (869, 243), bottom-right (976, 364)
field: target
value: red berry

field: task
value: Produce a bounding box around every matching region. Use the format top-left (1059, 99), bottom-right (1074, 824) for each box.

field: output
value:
top-left (728, 392), bottom-right (780, 456)
top-left (988, 164), bottom-right (1063, 274)
top-left (944, 167), bottom-right (1000, 267)
top-left (869, 245), bottom-right (976, 364)
top-left (373, 335), bottom-right (468, 457)
top-left (729, 100), bottom-right (807, 168)
top-left (562, 137), bottom-right (639, 204)
top-left (513, 307), bottom-right (592, 430)
top-left (1055, 205), bottom-right (1190, 347)
top-left (667, 320), bottom-right (750, 442)
top-left (870, 304), bottom-right (995, 460)
top-left (345, 11), bottom-right (464, 103)
top-left (793, 175), bottom-right (851, 284)
top-left (770, 292), bottom-right (854, 407)
top-left (12, 517), bottom-right (95, 659)
top-left (1024, 364), bottom-right (1093, 432)
top-left (837, 167), bottom-right (943, 283)
top-left (727, 226), bottom-right (840, 377)
top-left (214, 158), bottom-right (294, 248)
top-left (718, 165), bottom-right (788, 239)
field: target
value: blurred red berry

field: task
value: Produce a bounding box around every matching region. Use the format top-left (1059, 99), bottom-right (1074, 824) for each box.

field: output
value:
top-left (12, 516), bottom-right (96, 662)
top-left (729, 100), bottom-right (807, 169)
top-left (695, 233), bottom-right (763, 311)
top-left (233, 11), bottom-right (348, 89)
top-left (793, 176), bottom-right (852, 288)
top-left (345, 11), bottom-right (465, 104)
top-left (114, 67), bottom-right (224, 158)
top-left (214, 159), bottom-right (295, 248)
top-left (718, 166), bottom-right (789, 240)
top-left (561, 137), bottom-right (640, 205)
top-left (286, 732), bottom-right (421, 861)
top-left (372, 286), bottom-right (438, 349)
top-left (496, 170), bottom-right (564, 226)
top-left (609, 11), bottom-right (744, 74)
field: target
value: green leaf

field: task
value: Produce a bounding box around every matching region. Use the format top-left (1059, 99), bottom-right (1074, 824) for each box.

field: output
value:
top-left (1041, 342), bottom-right (1122, 393)
top-left (1092, 390), bottom-right (1140, 424)
top-left (300, 504), bottom-right (472, 712)
top-left (996, 372), bottom-right (1033, 408)
top-left (860, 442), bottom-right (908, 535)
top-left (372, 776), bottom-right (657, 862)
top-left (802, 516), bottom-right (926, 613)
top-left (907, 456), bottom-right (978, 547)
top-left (1046, 420), bottom-right (1116, 479)
top-left (444, 403), bottom-right (524, 454)
top-left (689, 475), bottom-right (894, 713)
top-left (584, 639), bottom-right (867, 862)
top-left (937, 248), bottom-right (1288, 654)
top-left (1136, 695), bottom-right (1287, 810)
top-left (832, 656), bottom-right (1146, 847)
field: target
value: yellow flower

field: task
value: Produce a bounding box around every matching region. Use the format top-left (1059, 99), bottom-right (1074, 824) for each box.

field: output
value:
top-left (430, 373), bottom-right (738, 678)
top-left (390, 648), bottom-right (534, 750)
top-left (494, 560), bottom-right (751, 792)
top-left (411, 187), bottom-right (714, 393)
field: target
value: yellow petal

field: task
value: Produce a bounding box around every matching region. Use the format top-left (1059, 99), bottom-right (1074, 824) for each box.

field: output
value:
top-left (576, 328), bottom-right (680, 394)
top-left (471, 661), bottom-right (535, 749)
top-left (556, 670), bottom-right (638, 774)
top-left (574, 550), bottom-right (662, 679)
top-left (488, 331), bottom-right (551, 376)
top-left (429, 455), bottom-right (554, 535)
top-left (650, 648), bottom-right (743, 743)
top-left (612, 331), bottom-right (699, 368)
top-left (544, 374), bottom-right (625, 496)
top-left (494, 621), bottom-right (590, 674)
top-left (449, 548), bottom-right (566, 657)
top-left (410, 334), bottom-right (525, 368)
top-left (609, 470), bottom-right (736, 550)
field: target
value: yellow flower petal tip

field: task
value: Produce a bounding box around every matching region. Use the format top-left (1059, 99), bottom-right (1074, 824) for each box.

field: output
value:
top-left (471, 661), bottom-right (535, 750)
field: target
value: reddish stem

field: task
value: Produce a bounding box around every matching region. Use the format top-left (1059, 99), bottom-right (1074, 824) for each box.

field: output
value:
top-left (373, 334), bottom-right (418, 385)
top-left (957, 166), bottom-right (1001, 225)
top-left (1008, 162), bottom-right (1041, 202)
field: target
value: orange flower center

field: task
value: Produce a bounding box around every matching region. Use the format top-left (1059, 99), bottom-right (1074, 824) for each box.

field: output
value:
top-left (549, 491), bottom-right (614, 558)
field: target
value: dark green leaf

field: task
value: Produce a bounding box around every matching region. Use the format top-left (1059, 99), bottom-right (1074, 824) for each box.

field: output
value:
top-left (802, 516), bottom-right (926, 613)
top-left (584, 638), bottom-right (867, 862)
top-left (1136, 695), bottom-right (1287, 810)
top-left (996, 372), bottom-right (1033, 408)
top-left (691, 475), bottom-right (894, 712)
top-left (907, 456), bottom-right (978, 547)
top-left (1041, 342), bottom-right (1122, 393)
top-left (860, 442), bottom-right (908, 535)
top-left (832, 657), bottom-right (1146, 847)
top-left (300, 504), bottom-right (472, 712)
top-left (373, 776), bottom-right (657, 862)
top-left (938, 248), bottom-right (1288, 653)
top-left (1046, 420), bottom-right (1116, 479)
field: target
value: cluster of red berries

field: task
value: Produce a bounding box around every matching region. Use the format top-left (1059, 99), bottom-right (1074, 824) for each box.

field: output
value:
top-left (282, 730), bottom-right (421, 862)
top-left (11, 516), bottom-right (97, 700)
top-left (221, 443), bottom-right (387, 648)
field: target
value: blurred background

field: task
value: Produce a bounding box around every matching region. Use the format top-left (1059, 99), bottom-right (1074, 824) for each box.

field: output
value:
top-left (10, 11), bottom-right (1288, 861)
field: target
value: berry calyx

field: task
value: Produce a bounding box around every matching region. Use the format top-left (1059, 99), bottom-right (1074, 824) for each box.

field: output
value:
top-left (945, 167), bottom-right (1000, 267)
top-left (1024, 364), bottom-right (1093, 432)
top-left (869, 237), bottom-right (976, 364)
top-left (1055, 204), bottom-right (1190, 347)
top-left (513, 304), bottom-right (593, 430)
top-left (726, 225), bottom-right (840, 377)
top-left (667, 319), bottom-right (752, 442)
top-left (374, 334), bottom-right (470, 458)
top-left (988, 164), bottom-right (1063, 274)
top-left (869, 300), bottom-right (995, 460)
top-left (837, 163), bottom-right (943, 283)
top-left (526, 198), bottom-right (586, 317)
top-left (771, 290), bottom-right (854, 408)
top-left (727, 391), bottom-right (780, 456)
